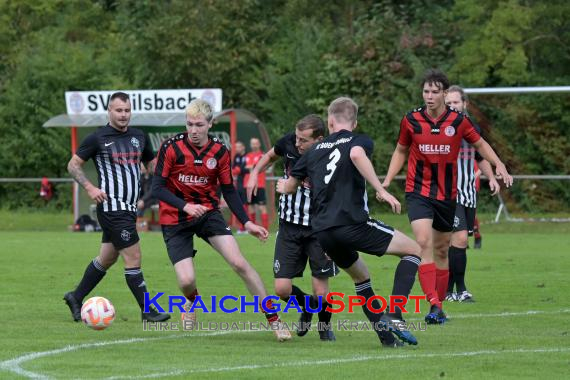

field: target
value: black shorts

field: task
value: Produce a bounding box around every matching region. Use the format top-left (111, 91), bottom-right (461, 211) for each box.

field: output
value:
top-left (274, 221), bottom-right (338, 279)
top-left (315, 218), bottom-right (395, 269)
top-left (161, 210), bottom-right (232, 265)
top-left (97, 209), bottom-right (139, 250)
top-left (405, 192), bottom-right (456, 232)
top-left (249, 188), bottom-right (266, 205)
top-left (453, 204), bottom-right (476, 235)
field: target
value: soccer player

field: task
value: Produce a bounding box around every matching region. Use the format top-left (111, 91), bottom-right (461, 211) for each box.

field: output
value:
top-left (231, 141), bottom-right (248, 233)
top-left (383, 69), bottom-right (513, 324)
top-left (445, 85), bottom-right (499, 302)
top-left (63, 92), bottom-right (170, 323)
top-left (244, 137), bottom-right (269, 229)
top-left (152, 99), bottom-right (291, 342)
top-left (246, 114), bottom-right (339, 341)
top-left (278, 97), bottom-right (423, 347)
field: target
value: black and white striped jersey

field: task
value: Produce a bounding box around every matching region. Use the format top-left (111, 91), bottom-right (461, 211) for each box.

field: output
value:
top-left (76, 124), bottom-right (155, 212)
top-left (457, 123), bottom-right (483, 207)
top-left (274, 133), bottom-right (312, 226)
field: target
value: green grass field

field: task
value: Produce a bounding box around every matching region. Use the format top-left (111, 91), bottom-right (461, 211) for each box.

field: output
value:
top-left (1, 212), bottom-right (569, 379)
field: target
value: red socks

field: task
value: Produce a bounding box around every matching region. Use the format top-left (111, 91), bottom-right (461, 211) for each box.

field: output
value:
top-left (418, 263), bottom-right (441, 308)
top-left (436, 268), bottom-right (449, 302)
top-left (261, 213), bottom-right (269, 229)
top-left (249, 212), bottom-right (256, 224)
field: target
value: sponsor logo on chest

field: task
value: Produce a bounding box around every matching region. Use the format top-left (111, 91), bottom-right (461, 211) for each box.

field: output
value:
top-left (419, 144), bottom-right (451, 154)
top-left (178, 173), bottom-right (208, 184)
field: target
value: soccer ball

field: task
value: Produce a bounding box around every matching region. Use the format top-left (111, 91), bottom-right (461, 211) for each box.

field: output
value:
top-left (81, 296), bottom-right (115, 330)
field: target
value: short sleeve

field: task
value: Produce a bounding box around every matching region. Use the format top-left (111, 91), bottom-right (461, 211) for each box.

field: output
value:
top-left (273, 134), bottom-right (291, 157)
top-left (75, 133), bottom-right (99, 161)
top-left (141, 134), bottom-right (155, 163)
top-left (290, 151), bottom-right (309, 180)
top-left (397, 117), bottom-right (412, 146)
top-left (352, 135), bottom-right (374, 156)
top-left (461, 117), bottom-right (481, 145)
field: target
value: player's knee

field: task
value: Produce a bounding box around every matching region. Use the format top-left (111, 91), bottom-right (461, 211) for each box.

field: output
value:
top-left (415, 234), bottom-right (431, 250)
top-left (177, 273), bottom-right (196, 290)
top-left (97, 255), bottom-right (117, 269)
top-left (274, 286), bottom-right (291, 300)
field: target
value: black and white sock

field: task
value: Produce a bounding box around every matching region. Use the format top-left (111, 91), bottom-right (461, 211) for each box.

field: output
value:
top-left (355, 279), bottom-right (394, 344)
top-left (390, 255), bottom-right (420, 318)
top-left (124, 267), bottom-right (148, 310)
top-left (73, 258), bottom-right (106, 302)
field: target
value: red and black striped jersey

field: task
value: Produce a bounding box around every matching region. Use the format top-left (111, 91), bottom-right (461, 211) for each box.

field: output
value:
top-left (398, 106), bottom-right (481, 201)
top-left (154, 133), bottom-right (231, 225)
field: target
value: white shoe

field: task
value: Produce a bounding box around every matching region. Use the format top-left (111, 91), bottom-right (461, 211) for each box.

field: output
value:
top-left (457, 291), bottom-right (475, 303)
top-left (445, 292), bottom-right (458, 302)
top-left (271, 318), bottom-right (291, 342)
top-left (181, 300), bottom-right (197, 330)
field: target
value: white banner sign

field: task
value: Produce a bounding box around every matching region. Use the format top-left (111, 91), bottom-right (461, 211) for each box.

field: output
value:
top-left (65, 89), bottom-right (222, 115)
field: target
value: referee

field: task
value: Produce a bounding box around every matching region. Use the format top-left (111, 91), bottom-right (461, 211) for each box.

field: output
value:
top-left (63, 92), bottom-right (170, 323)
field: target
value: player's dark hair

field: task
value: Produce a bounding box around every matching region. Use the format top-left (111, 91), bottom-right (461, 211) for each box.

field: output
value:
top-left (296, 114), bottom-right (326, 138)
top-left (448, 85), bottom-right (468, 101)
top-left (328, 97), bottom-right (358, 124)
top-left (421, 69), bottom-right (450, 91)
top-left (110, 91), bottom-right (130, 103)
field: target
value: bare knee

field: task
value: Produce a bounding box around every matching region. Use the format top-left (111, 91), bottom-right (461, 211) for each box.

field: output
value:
top-left (97, 255), bottom-right (118, 269)
top-left (274, 283), bottom-right (292, 300)
top-left (177, 273), bottom-right (196, 291)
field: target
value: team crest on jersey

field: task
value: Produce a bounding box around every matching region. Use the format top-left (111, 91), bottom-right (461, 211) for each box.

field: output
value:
top-left (130, 137), bottom-right (140, 148)
top-left (453, 216), bottom-right (460, 228)
top-left (273, 260), bottom-right (280, 274)
top-left (206, 158), bottom-right (217, 169)
top-left (444, 126), bottom-right (455, 137)
top-left (120, 229), bottom-right (131, 241)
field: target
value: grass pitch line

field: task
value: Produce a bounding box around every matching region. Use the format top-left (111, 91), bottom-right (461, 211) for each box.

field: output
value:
top-left (106, 347), bottom-right (570, 378)
top-left (0, 329), bottom-right (255, 380)
top-left (1, 308), bottom-right (569, 379)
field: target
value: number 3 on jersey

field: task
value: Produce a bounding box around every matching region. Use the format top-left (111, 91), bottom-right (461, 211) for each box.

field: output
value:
top-left (324, 148), bottom-right (341, 184)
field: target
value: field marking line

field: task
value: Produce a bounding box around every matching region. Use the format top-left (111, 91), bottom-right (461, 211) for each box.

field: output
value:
top-left (105, 347), bottom-right (570, 379)
top-left (1, 308), bottom-right (569, 379)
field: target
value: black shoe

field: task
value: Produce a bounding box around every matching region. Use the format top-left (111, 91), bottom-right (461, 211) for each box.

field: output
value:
top-left (296, 309), bottom-right (313, 337)
top-left (63, 292), bottom-right (82, 322)
top-left (318, 329), bottom-right (336, 341)
top-left (142, 307), bottom-right (171, 322)
top-left (474, 237), bottom-right (482, 249)
top-left (425, 304), bottom-right (447, 324)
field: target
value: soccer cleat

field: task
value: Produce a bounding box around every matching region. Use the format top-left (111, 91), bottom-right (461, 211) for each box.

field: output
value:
top-left (474, 237), bottom-right (482, 249)
top-left (296, 309), bottom-right (313, 337)
top-left (271, 318), bottom-right (292, 342)
top-left (445, 292), bottom-right (458, 302)
top-left (318, 329), bottom-right (336, 341)
top-left (457, 290), bottom-right (475, 303)
top-left (142, 306), bottom-right (171, 322)
top-left (63, 292), bottom-right (82, 322)
top-left (181, 300), bottom-right (197, 330)
top-left (382, 337), bottom-right (404, 348)
top-left (425, 304), bottom-right (447, 324)
top-left (379, 314), bottom-right (418, 345)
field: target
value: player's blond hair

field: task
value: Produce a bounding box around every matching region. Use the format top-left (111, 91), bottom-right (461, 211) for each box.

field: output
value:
top-left (186, 99), bottom-right (214, 122)
top-left (328, 97), bottom-right (358, 125)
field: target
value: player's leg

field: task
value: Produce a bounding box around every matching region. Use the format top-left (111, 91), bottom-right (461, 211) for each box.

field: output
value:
top-left (317, 227), bottom-right (416, 347)
top-left (311, 276), bottom-right (336, 341)
top-left (451, 206), bottom-right (475, 302)
top-left (119, 242), bottom-right (170, 322)
top-left (257, 188), bottom-right (269, 229)
top-left (473, 213), bottom-right (482, 249)
top-left (210, 235), bottom-right (291, 341)
top-left (162, 224), bottom-right (199, 326)
top-left (63, 242), bottom-right (118, 322)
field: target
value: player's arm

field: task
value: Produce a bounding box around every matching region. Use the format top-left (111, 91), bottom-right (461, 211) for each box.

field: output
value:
top-left (382, 143), bottom-right (409, 188)
top-left (350, 146), bottom-right (401, 214)
top-left (246, 147), bottom-right (279, 201)
top-left (276, 177), bottom-right (299, 194)
top-left (478, 159), bottom-right (500, 195)
top-left (67, 154), bottom-right (107, 203)
top-left (472, 138), bottom-right (513, 188)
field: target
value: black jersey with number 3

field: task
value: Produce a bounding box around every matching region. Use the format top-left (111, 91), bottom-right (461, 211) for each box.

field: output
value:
top-left (291, 129), bottom-right (373, 232)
